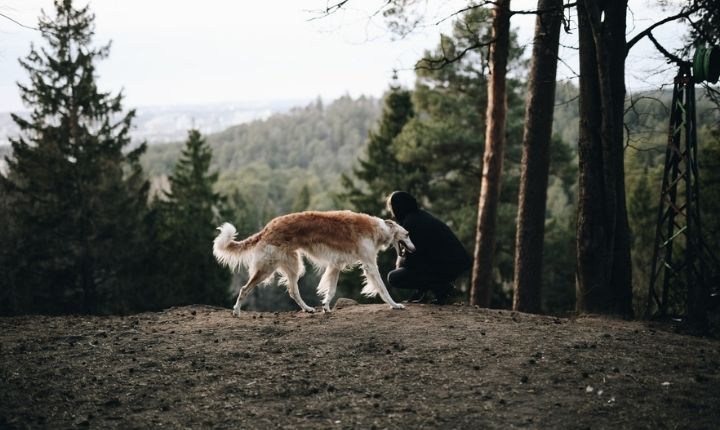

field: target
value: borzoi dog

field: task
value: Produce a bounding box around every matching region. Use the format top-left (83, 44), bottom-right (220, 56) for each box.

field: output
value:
top-left (213, 210), bottom-right (415, 315)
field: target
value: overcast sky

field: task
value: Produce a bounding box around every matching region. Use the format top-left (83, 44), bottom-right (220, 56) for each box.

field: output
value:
top-left (0, 1), bottom-right (688, 112)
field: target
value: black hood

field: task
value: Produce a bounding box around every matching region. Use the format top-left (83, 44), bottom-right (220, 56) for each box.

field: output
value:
top-left (387, 191), bottom-right (418, 223)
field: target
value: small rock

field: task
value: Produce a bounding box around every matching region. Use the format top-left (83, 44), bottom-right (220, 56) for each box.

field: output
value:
top-left (103, 398), bottom-right (121, 407)
top-left (334, 298), bottom-right (359, 309)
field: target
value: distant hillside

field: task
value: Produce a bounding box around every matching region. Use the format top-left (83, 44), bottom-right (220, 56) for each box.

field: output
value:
top-left (0, 99), bottom-right (306, 146)
top-left (142, 95), bottom-right (382, 213)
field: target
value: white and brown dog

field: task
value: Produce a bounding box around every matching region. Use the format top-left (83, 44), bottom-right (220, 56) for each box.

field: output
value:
top-left (213, 210), bottom-right (415, 315)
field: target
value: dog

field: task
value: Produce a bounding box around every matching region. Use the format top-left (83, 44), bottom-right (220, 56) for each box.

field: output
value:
top-left (213, 210), bottom-right (415, 315)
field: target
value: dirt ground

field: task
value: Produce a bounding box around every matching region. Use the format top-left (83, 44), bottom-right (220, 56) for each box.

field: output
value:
top-left (1, 303), bottom-right (719, 429)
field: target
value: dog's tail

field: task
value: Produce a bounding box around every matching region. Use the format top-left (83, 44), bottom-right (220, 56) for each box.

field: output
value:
top-left (213, 223), bottom-right (259, 272)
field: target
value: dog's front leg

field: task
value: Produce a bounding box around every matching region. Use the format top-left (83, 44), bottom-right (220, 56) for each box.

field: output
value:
top-left (363, 263), bottom-right (405, 310)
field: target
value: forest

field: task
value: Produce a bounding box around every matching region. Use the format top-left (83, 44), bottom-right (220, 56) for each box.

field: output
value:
top-left (1, 0), bottom-right (719, 324)
top-left (2, 1), bottom-right (720, 428)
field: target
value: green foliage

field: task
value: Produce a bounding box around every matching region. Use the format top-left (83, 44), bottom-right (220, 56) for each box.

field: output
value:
top-left (396, 8), bottom-right (528, 306)
top-left (149, 130), bottom-right (231, 308)
top-left (339, 86), bottom-right (416, 216)
top-left (626, 165), bottom-right (659, 316)
top-left (622, 89), bottom-right (720, 316)
top-left (336, 85), bottom-right (416, 299)
top-left (0, 0), bottom-right (149, 314)
top-left (4, 1), bottom-right (716, 316)
top-left (334, 7), bottom-right (581, 312)
top-left (292, 184), bottom-right (312, 212)
top-left (699, 124), bottom-right (720, 250)
top-left (142, 96), bottom-right (382, 222)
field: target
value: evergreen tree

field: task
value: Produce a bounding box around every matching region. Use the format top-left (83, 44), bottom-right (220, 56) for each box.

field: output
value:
top-left (627, 167), bottom-right (658, 316)
top-left (336, 85), bottom-right (416, 300)
top-left (396, 7), bottom-right (525, 306)
top-left (470, 0), bottom-right (512, 307)
top-left (291, 184), bottom-right (311, 212)
top-left (339, 84), bottom-right (416, 215)
top-left (0, 0), bottom-right (149, 314)
top-left (512, 0), bottom-right (564, 314)
top-left (575, 0), bottom-right (633, 316)
top-left (699, 128), bottom-right (720, 252)
top-left (154, 129), bottom-right (230, 307)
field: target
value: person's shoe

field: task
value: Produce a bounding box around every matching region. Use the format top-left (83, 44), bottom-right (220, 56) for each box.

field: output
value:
top-left (431, 283), bottom-right (457, 305)
top-left (405, 289), bottom-right (429, 303)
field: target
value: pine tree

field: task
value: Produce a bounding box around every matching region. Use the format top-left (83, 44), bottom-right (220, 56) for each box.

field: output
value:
top-left (470, 0), bottom-right (512, 307)
top-left (339, 84), bottom-right (416, 216)
top-left (627, 167), bottom-right (657, 316)
top-left (396, 7), bottom-right (525, 306)
top-left (512, 0), bottom-right (564, 314)
top-left (292, 184), bottom-right (311, 212)
top-left (575, 0), bottom-right (633, 316)
top-left (154, 129), bottom-right (230, 307)
top-left (0, 0), bottom-right (149, 314)
top-left (336, 85), bottom-right (416, 300)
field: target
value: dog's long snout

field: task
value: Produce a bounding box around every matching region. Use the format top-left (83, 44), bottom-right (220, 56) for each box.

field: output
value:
top-left (402, 239), bottom-right (416, 253)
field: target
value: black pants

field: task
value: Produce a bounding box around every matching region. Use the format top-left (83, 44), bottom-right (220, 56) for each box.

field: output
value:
top-left (387, 267), bottom-right (454, 292)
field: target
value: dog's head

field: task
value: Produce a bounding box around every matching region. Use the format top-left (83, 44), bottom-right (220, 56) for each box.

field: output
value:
top-left (384, 219), bottom-right (416, 256)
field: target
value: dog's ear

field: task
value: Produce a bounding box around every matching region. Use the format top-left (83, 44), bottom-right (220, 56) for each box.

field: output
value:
top-left (384, 219), bottom-right (398, 230)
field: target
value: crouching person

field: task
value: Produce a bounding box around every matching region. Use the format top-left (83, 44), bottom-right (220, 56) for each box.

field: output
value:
top-left (385, 191), bottom-right (472, 304)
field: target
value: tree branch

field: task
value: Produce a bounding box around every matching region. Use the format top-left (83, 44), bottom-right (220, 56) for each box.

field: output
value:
top-left (434, 2), bottom-right (498, 26)
top-left (306, 0), bottom-right (352, 21)
top-left (415, 38), bottom-right (496, 71)
top-left (509, 2), bottom-right (576, 16)
top-left (626, 5), bottom-right (700, 53)
top-left (0, 12), bottom-right (38, 30)
top-left (647, 31), bottom-right (691, 67)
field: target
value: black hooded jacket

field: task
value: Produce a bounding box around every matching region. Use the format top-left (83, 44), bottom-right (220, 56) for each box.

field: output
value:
top-left (388, 191), bottom-right (472, 279)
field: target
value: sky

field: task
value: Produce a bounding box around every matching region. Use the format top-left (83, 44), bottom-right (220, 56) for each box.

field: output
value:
top-left (0, 0), bottom-right (689, 113)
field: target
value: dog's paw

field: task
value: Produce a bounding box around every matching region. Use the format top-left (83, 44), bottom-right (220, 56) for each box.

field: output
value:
top-left (391, 303), bottom-right (406, 310)
top-left (232, 306), bottom-right (241, 317)
top-left (304, 307), bottom-right (316, 313)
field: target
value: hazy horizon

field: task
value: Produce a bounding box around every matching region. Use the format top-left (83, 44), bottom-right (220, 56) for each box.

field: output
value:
top-left (1, 1), bottom-right (689, 114)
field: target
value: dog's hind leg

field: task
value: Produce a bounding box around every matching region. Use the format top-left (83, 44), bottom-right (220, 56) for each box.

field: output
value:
top-left (280, 255), bottom-right (315, 313)
top-left (363, 262), bottom-right (405, 310)
top-left (233, 266), bottom-right (273, 317)
top-left (317, 266), bottom-right (341, 312)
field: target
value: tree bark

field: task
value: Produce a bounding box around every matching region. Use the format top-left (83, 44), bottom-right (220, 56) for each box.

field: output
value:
top-left (575, 0), bottom-right (633, 316)
top-left (512, 0), bottom-right (563, 314)
top-left (470, 0), bottom-right (511, 307)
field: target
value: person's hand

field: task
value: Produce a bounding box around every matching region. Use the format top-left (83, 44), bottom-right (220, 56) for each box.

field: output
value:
top-left (396, 244), bottom-right (407, 268)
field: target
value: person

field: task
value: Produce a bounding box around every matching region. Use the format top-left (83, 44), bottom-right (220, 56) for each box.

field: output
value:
top-left (385, 191), bottom-right (472, 304)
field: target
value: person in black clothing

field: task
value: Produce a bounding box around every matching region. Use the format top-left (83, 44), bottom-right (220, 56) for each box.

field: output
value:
top-left (385, 191), bottom-right (472, 304)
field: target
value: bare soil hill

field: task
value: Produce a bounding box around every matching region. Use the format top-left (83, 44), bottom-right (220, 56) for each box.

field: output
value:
top-left (1, 304), bottom-right (719, 429)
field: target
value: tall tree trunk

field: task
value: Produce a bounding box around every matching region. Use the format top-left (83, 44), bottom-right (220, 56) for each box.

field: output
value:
top-left (470, 0), bottom-right (511, 307)
top-left (575, 0), bottom-right (633, 316)
top-left (512, 0), bottom-right (563, 314)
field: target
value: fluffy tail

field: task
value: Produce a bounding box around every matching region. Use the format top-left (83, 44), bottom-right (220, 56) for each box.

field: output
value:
top-left (213, 223), bottom-right (255, 272)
